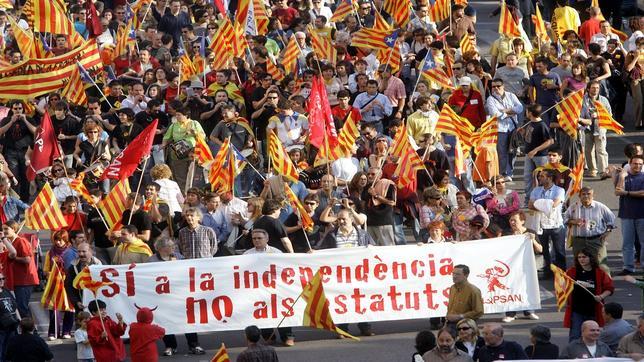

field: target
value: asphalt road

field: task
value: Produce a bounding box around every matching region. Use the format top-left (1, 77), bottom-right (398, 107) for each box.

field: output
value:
top-left (39, 2), bottom-right (643, 360)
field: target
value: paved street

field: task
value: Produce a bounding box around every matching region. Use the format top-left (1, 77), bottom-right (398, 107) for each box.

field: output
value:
top-left (36, 2), bottom-right (643, 360)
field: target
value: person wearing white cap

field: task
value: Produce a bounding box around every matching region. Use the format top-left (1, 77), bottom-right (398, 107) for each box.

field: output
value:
top-left (448, 76), bottom-right (486, 128)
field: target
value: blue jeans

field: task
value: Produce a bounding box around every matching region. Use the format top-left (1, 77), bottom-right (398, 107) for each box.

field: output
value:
top-left (13, 286), bottom-right (32, 319)
top-left (0, 329), bottom-right (15, 361)
top-left (497, 131), bottom-right (514, 177)
top-left (539, 227), bottom-right (567, 271)
top-left (393, 213), bottom-right (406, 245)
top-left (621, 218), bottom-right (644, 271)
top-left (524, 155), bottom-right (548, 206)
top-left (569, 312), bottom-right (594, 341)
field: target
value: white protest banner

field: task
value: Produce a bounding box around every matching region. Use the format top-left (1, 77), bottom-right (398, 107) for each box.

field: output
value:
top-left (85, 236), bottom-right (539, 335)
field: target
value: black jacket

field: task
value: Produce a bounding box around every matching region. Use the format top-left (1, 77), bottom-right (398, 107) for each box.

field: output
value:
top-left (476, 340), bottom-right (528, 362)
top-left (456, 336), bottom-right (485, 359)
top-left (6, 333), bottom-right (54, 361)
top-left (524, 341), bottom-right (560, 360)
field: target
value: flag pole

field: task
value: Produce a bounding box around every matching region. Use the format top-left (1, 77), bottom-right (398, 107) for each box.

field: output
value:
top-left (539, 88), bottom-right (584, 116)
top-left (75, 62), bottom-right (114, 109)
top-left (410, 50), bottom-right (431, 96)
top-left (267, 287), bottom-right (307, 342)
top-left (137, 3), bottom-right (152, 30)
top-left (127, 156), bottom-right (150, 225)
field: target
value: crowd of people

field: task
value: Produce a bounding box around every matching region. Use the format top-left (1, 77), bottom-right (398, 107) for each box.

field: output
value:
top-left (0, 0), bottom-right (641, 360)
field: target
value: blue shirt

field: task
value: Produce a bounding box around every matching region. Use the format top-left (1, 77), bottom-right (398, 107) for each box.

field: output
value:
top-left (529, 72), bottom-right (561, 107)
top-left (619, 172), bottom-right (644, 219)
top-left (3, 196), bottom-right (29, 222)
top-left (352, 92), bottom-right (392, 124)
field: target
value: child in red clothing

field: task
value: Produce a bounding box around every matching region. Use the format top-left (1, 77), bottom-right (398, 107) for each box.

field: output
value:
top-left (129, 307), bottom-right (165, 362)
top-left (87, 300), bottom-right (127, 362)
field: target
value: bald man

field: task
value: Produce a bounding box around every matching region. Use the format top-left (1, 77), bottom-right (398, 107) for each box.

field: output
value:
top-left (477, 323), bottom-right (528, 362)
top-left (560, 320), bottom-right (615, 358)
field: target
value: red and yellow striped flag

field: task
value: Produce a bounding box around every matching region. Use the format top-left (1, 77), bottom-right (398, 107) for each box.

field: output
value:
top-left (41, 262), bottom-right (73, 312)
top-left (208, 138), bottom-right (234, 192)
top-left (253, 0), bottom-right (269, 35)
top-left (594, 100), bottom-right (624, 134)
top-left (453, 136), bottom-right (467, 176)
top-left (567, 153), bottom-right (585, 198)
top-left (23, 0), bottom-right (75, 35)
top-left (61, 65), bottom-right (88, 106)
top-left (302, 270), bottom-right (359, 340)
top-left (209, 21), bottom-right (234, 70)
top-left (281, 36), bottom-right (300, 75)
top-left (420, 56), bottom-right (454, 90)
top-left (555, 89), bottom-right (583, 139)
top-left (383, 0), bottom-right (410, 28)
top-left (8, 16), bottom-right (37, 59)
top-left (25, 183), bottom-right (68, 230)
top-left (498, 1), bottom-right (521, 37)
top-left (551, 264), bottom-right (574, 311)
top-left (266, 59), bottom-right (284, 82)
top-left (179, 53), bottom-right (197, 83)
top-left (350, 28), bottom-right (398, 50)
top-left (235, 0), bottom-right (250, 26)
top-left (459, 34), bottom-right (475, 54)
top-left (211, 343), bottom-right (230, 362)
top-left (309, 27), bottom-right (337, 65)
top-left (232, 22), bottom-right (249, 58)
top-left (284, 183), bottom-right (314, 231)
top-left (0, 0), bottom-right (13, 9)
top-left (194, 136), bottom-right (215, 167)
top-left (330, 0), bottom-right (355, 22)
top-left (98, 179), bottom-right (131, 230)
top-left (268, 131), bottom-right (299, 183)
top-left (313, 113), bottom-right (360, 166)
top-left (531, 6), bottom-right (550, 43)
top-left (471, 116), bottom-right (498, 152)
top-left (429, 0), bottom-right (450, 23)
top-left (435, 104), bottom-right (475, 151)
top-left (113, 20), bottom-right (135, 60)
top-left (70, 172), bottom-right (93, 205)
top-left (391, 127), bottom-right (424, 188)
top-left (72, 266), bottom-right (113, 294)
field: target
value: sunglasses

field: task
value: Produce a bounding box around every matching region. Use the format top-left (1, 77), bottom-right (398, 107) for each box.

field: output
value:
top-left (0, 278), bottom-right (5, 281)
top-left (305, 202), bottom-right (317, 205)
top-left (457, 327), bottom-right (471, 331)
top-left (452, 67), bottom-right (462, 70)
top-left (267, 96), bottom-right (278, 99)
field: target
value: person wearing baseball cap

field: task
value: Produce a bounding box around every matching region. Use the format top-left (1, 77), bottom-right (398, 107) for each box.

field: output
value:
top-left (448, 75), bottom-right (486, 127)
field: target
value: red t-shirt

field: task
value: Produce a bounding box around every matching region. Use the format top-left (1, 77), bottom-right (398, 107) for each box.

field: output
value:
top-left (578, 18), bottom-right (601, 50)
top-left (448, 89), bottom-right (486, 128)
top-left (9, 237), bottom-right (39, 287)
top-left (331, 105), bottom-right (362, 129)
top-left (273, 7), bottom-right (299, 28)
top-left (63, 212), bottom-right (87, 232)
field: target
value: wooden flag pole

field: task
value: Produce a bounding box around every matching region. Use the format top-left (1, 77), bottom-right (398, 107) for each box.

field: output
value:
top-left (127, 156), bottom-right (150, 225)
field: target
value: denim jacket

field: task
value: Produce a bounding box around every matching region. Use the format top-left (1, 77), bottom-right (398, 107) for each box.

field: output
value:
top-left (3, 196), bottom-right (28, 222)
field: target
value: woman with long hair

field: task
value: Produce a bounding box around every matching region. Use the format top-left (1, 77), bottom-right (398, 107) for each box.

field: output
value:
top-left (564, 248), bottom-right (614, 341)
top-left (44, 230), bottom-right (74, 340)
top-left (455, 318), bottom-right (484, 358)
top-left (562, 62), bottom-right (588, 94)
top-left (232, 197), bottom-right (265, 251)
top-left (485, 175), bottom-right (520, 233)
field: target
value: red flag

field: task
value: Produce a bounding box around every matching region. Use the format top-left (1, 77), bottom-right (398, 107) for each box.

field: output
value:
top-left (213, 0), bottom-right (226, 16)
top-left (27, 111), bottom-right (60, 181)
top-left (307, 76), bottom-right (338, 149)
top-left (85, 0), bottom-right (102, 38)
top-left (100, 119), bottom-right (158, 180)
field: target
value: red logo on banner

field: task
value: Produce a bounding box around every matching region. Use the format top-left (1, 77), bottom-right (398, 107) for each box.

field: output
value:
top-left (477, 260), bottom-right (510, 293)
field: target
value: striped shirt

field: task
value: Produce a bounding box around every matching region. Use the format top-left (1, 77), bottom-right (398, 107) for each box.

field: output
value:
top-left (564, 200), bottom-right (616, 237)
top-left (178, 225), bottom-right (218, 259)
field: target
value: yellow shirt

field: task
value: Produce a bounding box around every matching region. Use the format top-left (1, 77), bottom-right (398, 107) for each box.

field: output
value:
top-left (490, 37), bottom-right (514, 63)
top-left (446, 281), bottom-right (484, 320)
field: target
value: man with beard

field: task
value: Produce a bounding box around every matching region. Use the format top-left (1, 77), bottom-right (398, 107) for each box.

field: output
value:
top-left (64, 242), bottom-right (102, 312)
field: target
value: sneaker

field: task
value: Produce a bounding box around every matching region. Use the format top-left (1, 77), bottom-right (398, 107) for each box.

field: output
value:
top-left (62, 334), bottom-right (72, 339)
top-left (504, 176), bottom-right (513, 182)
top-left (284, 338), bottom-right (295, 347)
top-left (618, 269), bottom-right (633, 276)
top-left (47, 336), bottom-right (56, 341)
top-left (501, 316), bottom-right (515, 323)
top-left (163, 348), bottom-right (175, 356)
top-left (525, 312), bottom-right (539, 320)
top-left (190, 346), bottom-right (206, 355)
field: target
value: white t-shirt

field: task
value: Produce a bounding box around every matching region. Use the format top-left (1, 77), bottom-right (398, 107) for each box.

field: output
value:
top-left (75, 329), bottom-right (94, 359)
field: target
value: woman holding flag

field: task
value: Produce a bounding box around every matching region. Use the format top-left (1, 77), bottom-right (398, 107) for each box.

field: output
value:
top-left (43, 230), bottom-right (75, 341)
top-left (563, 248), bottom-right (614, 341)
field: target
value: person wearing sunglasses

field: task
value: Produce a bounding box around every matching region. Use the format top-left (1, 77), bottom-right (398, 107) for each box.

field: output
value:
top-left (454, 319), bottom-right (485, 358)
